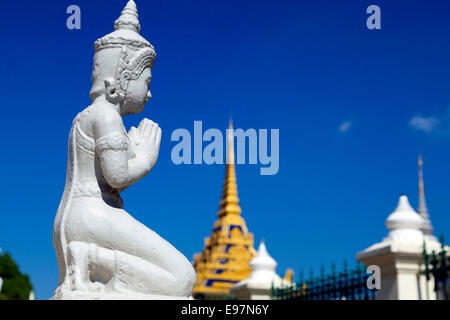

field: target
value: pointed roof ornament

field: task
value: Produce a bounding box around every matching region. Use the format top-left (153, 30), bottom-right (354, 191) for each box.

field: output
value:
top-left (250, 239), bottom-right (277, 272)
top-left (385, 194), bottom-right (424, 242)
top-left (417, 155), bottom-right (435, 237)
top-left (114, 0), bottom-right (141, 33)
top-left (230, 239), bottom-right (291, 297)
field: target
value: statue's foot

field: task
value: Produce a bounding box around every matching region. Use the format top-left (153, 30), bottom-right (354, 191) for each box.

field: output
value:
top-left (65, 242), bottom-right (132, 294)
top-left (67, 241), bottom-right (92, 291)
top-left (61, 241), bottom-right (195, 298)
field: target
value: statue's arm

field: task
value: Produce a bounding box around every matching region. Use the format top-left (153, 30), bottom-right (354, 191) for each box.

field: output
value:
top-left (96, 136), bottom-right (149, 189)
top-left (94, 113), bottom-right (160, 189)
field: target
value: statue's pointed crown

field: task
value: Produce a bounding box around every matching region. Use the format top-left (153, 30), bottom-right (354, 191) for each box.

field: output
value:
top-left (94, 0), bottom-right (155, 54)
top-left (114, 0), bottom-right (140, 33)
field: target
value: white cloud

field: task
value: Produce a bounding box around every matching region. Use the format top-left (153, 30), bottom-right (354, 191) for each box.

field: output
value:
top-left (409, 116), bottom-right (440, 133)
top-left (338, 121), bottom-right (351, 133)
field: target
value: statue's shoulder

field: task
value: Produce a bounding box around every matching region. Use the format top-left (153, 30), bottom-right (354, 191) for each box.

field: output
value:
top-left (90, 104), bottom-right (125, 138)
top-left (93, 106), bottom-right (123, 127)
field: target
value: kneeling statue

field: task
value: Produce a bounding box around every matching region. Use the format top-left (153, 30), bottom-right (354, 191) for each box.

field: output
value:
top-left (52, 0), bottom-right (196, 299)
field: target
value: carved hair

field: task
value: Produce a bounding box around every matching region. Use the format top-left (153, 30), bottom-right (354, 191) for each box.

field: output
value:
top-left (105, 46), bottom-right (153, 104)
top-left (115, 45), bottom-right (155, 92)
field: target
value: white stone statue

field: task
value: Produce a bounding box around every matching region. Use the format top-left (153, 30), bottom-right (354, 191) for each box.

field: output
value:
top-left (52, 0), bottom-right (196, 300)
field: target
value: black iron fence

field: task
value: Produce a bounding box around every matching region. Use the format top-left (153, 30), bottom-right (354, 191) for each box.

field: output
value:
top-left (422, 234), bottom-right (449, 300)
top-left (271, 262), bottom-right (378, 300)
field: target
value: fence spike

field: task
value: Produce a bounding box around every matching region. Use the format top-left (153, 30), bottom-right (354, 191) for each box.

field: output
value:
top-left (439, 233), bottom-right (445, 251)
top-left (356, 262), bottom-right (362, 273)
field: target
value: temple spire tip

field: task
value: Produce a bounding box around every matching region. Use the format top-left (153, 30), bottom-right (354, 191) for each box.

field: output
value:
top-left (226, 119), bottom-right (235, 165)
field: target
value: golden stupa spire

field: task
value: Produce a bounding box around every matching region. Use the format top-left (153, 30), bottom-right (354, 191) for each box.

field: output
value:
top-left (192, 119), bottom-right (256, 299)
top-left (218, 119), bottom-right (241, 217)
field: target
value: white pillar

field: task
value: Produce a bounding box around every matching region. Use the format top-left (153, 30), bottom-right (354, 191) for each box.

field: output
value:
top-left (356, 195), bottom-right (442, 300)
top-left (357, 242), bottom-right (438, 300)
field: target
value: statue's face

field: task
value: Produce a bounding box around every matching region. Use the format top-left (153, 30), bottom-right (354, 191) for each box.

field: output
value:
top-left (123, 68), bottom-right (152, 115)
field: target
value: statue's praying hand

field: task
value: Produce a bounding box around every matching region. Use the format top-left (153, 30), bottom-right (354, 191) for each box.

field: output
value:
top-left (128, 118), bottom-right (162, 173)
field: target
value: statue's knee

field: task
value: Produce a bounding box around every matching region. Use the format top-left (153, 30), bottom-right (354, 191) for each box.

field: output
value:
top-left (172, 260), bottom-right (196, 293)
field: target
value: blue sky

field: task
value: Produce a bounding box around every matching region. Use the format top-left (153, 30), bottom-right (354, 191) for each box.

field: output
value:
top-left (1, 0), bottom-right (449, 299)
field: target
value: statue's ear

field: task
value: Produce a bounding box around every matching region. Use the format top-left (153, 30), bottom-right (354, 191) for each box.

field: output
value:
top-left (104, 78), bottom-right (124, 104)
top-left (104, 78), bottom-right (116, 93)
